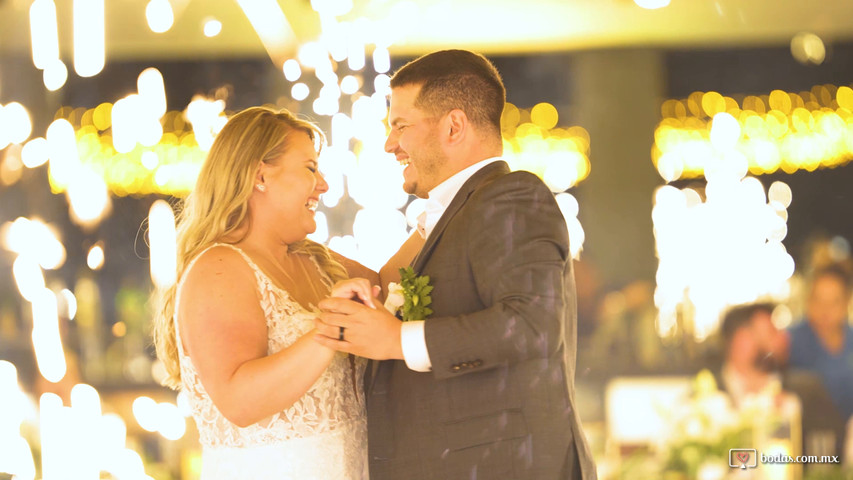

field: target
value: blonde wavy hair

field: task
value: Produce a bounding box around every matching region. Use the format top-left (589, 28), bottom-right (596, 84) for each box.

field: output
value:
top-left (152, 106), bottom-right (348, 390)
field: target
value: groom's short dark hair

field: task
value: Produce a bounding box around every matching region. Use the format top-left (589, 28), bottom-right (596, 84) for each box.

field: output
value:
top-left (390, 49), bottom-right (506, 136)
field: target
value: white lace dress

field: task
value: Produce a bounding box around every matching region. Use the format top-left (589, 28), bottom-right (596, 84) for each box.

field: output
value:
top-left (175, 243), bottom-right (369, 480)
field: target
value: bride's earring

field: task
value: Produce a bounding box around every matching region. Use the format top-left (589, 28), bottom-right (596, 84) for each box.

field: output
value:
top-left (256, 184), bottom-right (266, 192)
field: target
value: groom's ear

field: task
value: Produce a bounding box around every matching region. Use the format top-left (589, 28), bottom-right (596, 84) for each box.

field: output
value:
top-left (445, 109), bottom-right (467, 146)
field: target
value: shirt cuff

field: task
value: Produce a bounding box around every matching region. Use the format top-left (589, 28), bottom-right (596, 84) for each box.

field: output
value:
top-left (400, 320), bottom-right (432, 372)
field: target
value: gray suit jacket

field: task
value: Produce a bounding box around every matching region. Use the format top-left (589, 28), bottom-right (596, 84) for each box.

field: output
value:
top-left (367, 161), bottom-right (597, 479)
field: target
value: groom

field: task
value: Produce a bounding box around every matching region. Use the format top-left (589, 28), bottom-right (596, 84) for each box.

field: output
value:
top-left (316, 49), bottom-right (597, 479)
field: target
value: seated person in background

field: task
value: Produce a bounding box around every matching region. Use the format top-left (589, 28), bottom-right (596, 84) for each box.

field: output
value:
top-left (788, 264), bottom-right (853, 422)
top-left (718, 303), bottom-right (789, 408)
top-left (719, 302), bottom-right (846, 459)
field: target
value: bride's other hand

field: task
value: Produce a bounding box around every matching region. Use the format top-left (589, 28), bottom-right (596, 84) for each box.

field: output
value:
top-left (330, 278), bottom-right (381, 308)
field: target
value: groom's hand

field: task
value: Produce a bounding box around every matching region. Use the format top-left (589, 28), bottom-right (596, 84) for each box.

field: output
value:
top-left (314, 297), bottom-right (404, 360)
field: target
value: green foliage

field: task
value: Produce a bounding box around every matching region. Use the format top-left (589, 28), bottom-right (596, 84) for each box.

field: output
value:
top-left (398, 267), bottom-right (433, 321)
top-left (659, 424), bottom-right (752, 478)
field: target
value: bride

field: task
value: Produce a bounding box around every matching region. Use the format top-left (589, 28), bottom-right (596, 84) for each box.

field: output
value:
top-left (152, 106), bottom-right (376, 479)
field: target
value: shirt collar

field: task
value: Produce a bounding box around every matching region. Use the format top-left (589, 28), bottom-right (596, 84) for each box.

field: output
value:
top-left (427, 157), bottom-right (503, 212)
top-left (419, 157), bottom-right (503, 238)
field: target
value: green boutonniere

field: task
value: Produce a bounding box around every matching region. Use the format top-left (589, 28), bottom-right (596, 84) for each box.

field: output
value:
top-left (384, 267), bottom-right (434, 321)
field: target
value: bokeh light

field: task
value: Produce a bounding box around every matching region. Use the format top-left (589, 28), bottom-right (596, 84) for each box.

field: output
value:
top-left (1, 102), bottom-right (33, 146)
top-left (283, 59), bottom-right (302, 82)
top-left (73, 0), bottom-right (106, 78)
top-left (652, 174), bottom-right (796, 340)
top-left (791, 32), bottom-right (826, 65)
top-left (29, 0), bottom-right (59, 70)
top-left (635, 0), bottom-right (671, 9)
top-left (654, 85), bottom-right (853, 180)
top-left (43, 59), bottom-right (68, 91)
top-left (149, 200), bottom-right (177, 288)
top-left (87, 243), bottom-right (105, 270)
top-left (292, 83), bottom-right (310, 101)
top-left (146, 0), bottom-right (174, 34)
top-left (203, 18), bottom-right (222, 38)
top-left (22, 137), bottom-right (49, 168)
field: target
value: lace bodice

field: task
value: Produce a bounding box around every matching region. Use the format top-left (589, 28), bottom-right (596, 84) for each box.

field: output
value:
top-left (174, 243), bottom-right (367, 449)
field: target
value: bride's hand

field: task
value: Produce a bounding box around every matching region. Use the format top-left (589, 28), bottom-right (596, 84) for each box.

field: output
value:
top-left (330, 278), bottom-right (381, 309)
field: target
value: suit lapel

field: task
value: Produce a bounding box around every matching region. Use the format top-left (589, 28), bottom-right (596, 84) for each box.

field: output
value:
top-left (368, 162), bottom-right (510, 396)
top-left (410, 161), bottom-right (510, 272)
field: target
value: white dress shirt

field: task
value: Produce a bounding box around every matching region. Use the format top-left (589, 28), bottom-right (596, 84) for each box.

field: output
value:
top-left (720, 363), bottom-right (782, 408)
top-left (401, 157), bottom-right (503, 372)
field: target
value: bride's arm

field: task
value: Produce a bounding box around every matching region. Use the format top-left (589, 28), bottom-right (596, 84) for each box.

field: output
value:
top-left (379, 232), bottom-right (425, 293)
top-left (178, 246), bottom-right (335, 428)
top-left (330, 250), bottom-right (381, 299)
top-left (328, 232), bottom-right (425, 302)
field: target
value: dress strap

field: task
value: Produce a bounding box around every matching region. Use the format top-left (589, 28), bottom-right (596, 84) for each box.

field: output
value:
top-left (208, 242), bottom-right (267, 278)
top-left (173, 242), bottom-right (264, 356)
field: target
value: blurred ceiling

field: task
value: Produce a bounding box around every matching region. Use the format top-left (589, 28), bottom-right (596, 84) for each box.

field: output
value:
top-left (1, 0), bottom-right (853, 64)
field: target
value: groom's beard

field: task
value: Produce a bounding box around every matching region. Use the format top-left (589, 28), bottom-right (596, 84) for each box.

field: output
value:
top-left (404, 134), bottom-right (448, 198)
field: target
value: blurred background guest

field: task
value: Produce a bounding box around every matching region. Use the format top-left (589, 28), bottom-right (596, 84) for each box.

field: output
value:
top-left (717, 303), bottom-right (789, 408)
top-left (788, 264), bottom-right (853, 422)
top-left (718, 302), bottom-right (848, 462)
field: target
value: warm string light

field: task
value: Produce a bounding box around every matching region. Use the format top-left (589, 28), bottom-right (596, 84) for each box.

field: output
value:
top-left (653, 98), bottom-right (798, 340)
top-left (73, 0), bottom-right (105, 78)
top-left (29, 0), bottom-right (59, 66)
top-left (652, 180), bottom-right (795, 341)
top-left (86, 243), bottom-right (105, 270)
top-left (132, 395), bottom-right (187, 441)
top-left (31, 289), bottom-right (68, 383)
top-left (501, 102), bottom-right (591, 191)
top-left (2, 217), bottom-right (66, 270)
top-left (44, 116), bottom-right (113, 228)
top-left (0, 102), bottom-right (34, 150)
top-left (651, 86), bottom-right (850, 337)
top-left (45, 104), bottom-right (206, 197)
top-left (39, 389), bottom-right (157, 479)
top-left (0, 361), bottom-right (37, 480)
top-left (635, 0), bottom-right (670, 9)
top-left (36, 18), bottom-right (593, 271)
top-left (47, 96), bottom-right (593, 267)
top-left (185, 96), bottom-right (228, 151)
top-left (653, 84), bottom-right (853, 181)
top-left (501, 102), bottom-right (590, 259)
top-left (203, 18), bottom-right (222, 38)
top-left (146, 0), bottom-right (174, 34)
top-left (148, 200), bottom-right (177, 289)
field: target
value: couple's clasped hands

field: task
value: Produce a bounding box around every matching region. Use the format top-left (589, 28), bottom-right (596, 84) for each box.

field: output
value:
top-left (314, 278), bottom-right (405, 360)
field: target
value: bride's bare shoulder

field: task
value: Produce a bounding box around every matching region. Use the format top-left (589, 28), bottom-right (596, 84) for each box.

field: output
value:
top-left (182, 245), bottom-right (257, 297)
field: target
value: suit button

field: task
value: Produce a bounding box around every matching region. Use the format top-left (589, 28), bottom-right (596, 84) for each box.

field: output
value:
top-left (451, 365), bottom-right (462, 372)
top-left (472, 360), bottom-right (483, 367)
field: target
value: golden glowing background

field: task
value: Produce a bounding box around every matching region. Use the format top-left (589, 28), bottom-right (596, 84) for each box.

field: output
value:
top-left (2, 1), bottom-right (853, 479)
top-left (3, 0), bottom-right (853, 59)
